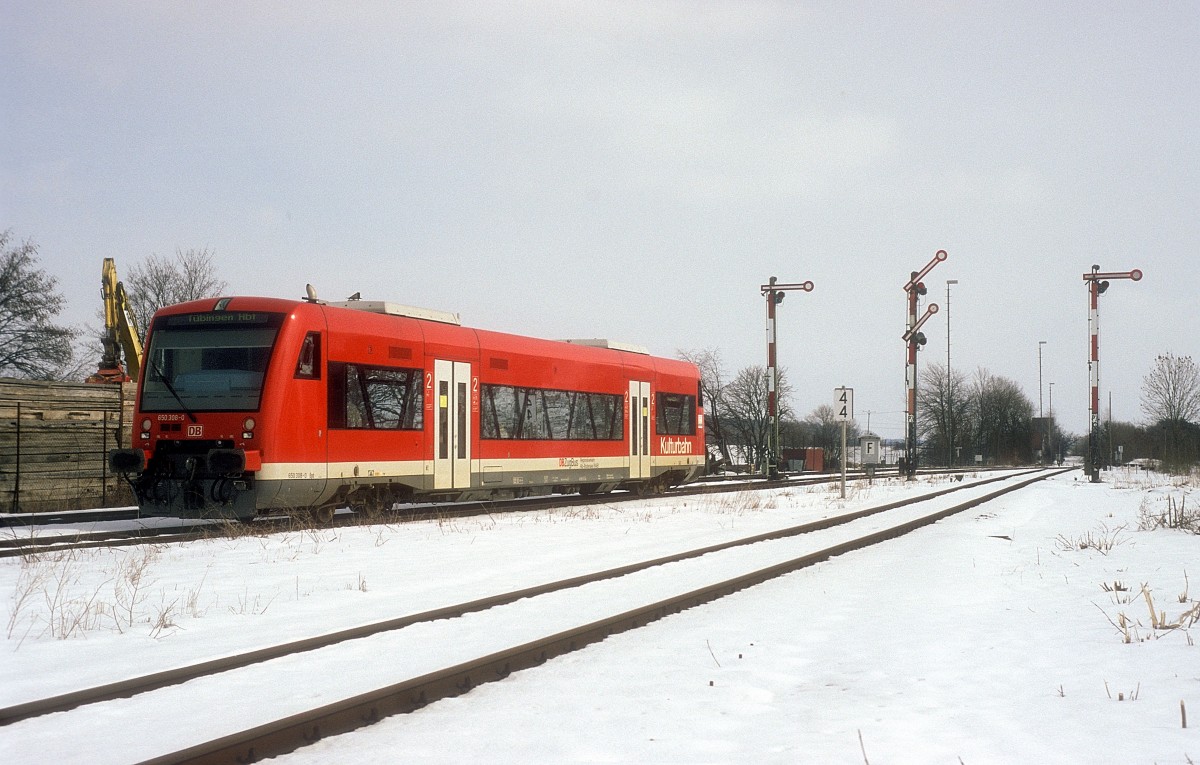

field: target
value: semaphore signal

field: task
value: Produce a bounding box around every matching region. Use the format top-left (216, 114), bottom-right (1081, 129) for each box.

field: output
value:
top-left (1083, 265), bottom-right (1142, 482)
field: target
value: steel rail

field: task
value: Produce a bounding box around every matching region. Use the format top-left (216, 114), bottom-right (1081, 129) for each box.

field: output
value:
top-left (2, 464), bottom-right (962, 528)
top-left (0, 468), bottom-right (908, 558)
top-left (0, 525), bottom-right (221, 557)
top-left (1, 468), bottom-right (1060, 731)
top-left (0, 507), bottom-right (140, 528)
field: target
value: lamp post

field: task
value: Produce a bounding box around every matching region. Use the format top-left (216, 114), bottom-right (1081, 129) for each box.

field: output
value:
top-left (1048, 381), bottom-right (1055, 464)
top-left (946, 279), bottom-right (958, 467)
top-left (1038, 340), bottom-right (1046, 465)
top-left (760, 276), bottom-right (814, 479)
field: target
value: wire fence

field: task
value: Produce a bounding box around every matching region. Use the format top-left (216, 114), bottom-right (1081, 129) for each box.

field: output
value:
top-left (0, 378), bottom-right (136, 513)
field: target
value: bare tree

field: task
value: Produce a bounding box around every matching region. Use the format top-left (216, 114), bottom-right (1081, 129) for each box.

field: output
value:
top-left (917, 362), bottom-right (970, 465)
top-left (1141, 353), bottom-right (1200, 425)
top-left (967, 368), bottom-right (1034, 464)
top-left (1140, 353), bottom-right (1200, 470)
top-left (804, 404), bottom-right (860, 466)
top-left (0, 231), bottom-right (78, 379)
top-left (721, 365), bottom-right (794, 471)
top-left (678, 348), bottom-right (733, 467)
top-left (126, 248), bottom-right (229, 339)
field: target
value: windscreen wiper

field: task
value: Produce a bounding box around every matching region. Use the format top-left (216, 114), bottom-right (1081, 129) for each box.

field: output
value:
top-left (149, 358), bottom-right (198, 423)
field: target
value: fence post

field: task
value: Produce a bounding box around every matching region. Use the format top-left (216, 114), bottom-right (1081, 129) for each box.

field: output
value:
top-left (102, 414), bottom-right (109, 505)
top-left (11, 401), bottom-right (19, 513)
top-left (117, 382), bottom-right (125, 449)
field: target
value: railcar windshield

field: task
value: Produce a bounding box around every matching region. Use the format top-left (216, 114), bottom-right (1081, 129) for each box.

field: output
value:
top-left (140, 311), bottom-right (285, 412)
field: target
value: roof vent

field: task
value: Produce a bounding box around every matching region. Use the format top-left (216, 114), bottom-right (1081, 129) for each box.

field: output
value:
top-left (560, 338), bottom-right (649, 355)
top-left (327, 300), bottom-right (461, 326)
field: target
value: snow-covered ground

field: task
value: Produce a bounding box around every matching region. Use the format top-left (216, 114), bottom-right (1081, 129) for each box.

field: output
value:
top-left (1, 468), bottom-right (1197, 764)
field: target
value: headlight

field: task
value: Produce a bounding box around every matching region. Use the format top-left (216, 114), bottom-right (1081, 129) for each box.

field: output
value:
top-left (141, 418), bottom-right (152, 431)
top-left (243, 417), bottom-right (256, 431)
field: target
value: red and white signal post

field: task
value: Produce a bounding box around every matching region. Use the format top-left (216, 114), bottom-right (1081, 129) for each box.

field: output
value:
top-left (902, 250), bottom-right (947, 480)
top-left (1083, 265), bottom-right (1142, 482)
top-left (761, 276), bottom-right (814, 478)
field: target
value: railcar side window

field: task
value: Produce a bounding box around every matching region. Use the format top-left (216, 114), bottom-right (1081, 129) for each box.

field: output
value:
top-left (328, 362), bottom-right (424, 430)
top-left (586, 393), bottom-right (622, 439)
top-left (657, 393), bottom-right (697, 436)
top-left (543, 389), bottom-right (573, 439)
top-left (480, 384), bottom-right (623, 440)
top-left (344, 365), bottom-right (370, 427)
top-left (294, 332), bottom-right (321, 379)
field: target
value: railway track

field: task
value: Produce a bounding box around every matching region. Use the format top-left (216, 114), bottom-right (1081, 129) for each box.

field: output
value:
top-left (0, 467), bottom-right (1069, 764)
top-left (0, 469), bottom-right (913, 558)
top-left (0, 467), bottom-right (928, 529)
top-left (0, 466), bottom-right (1011, 559)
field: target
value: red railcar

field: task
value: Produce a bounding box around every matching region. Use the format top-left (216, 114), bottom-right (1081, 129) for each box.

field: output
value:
top-left (110, 295), bottom-right (705, 520)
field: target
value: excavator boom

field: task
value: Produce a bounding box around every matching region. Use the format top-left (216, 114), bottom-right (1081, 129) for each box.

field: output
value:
top-left (87, 258), bottom-right (143, 384)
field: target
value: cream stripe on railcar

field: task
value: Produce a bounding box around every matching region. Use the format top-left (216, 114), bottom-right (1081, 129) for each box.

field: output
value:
top-left (260, 457), bottom-right (634, 483)
top-left (653, 454), bottom-right (705, 469)
top-left (258, 460), bottom-right (425, 482)
top-left (477, 456), bottom-right (628, 473)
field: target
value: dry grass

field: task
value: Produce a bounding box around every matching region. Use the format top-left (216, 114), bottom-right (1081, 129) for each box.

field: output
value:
top-left (1137, 493), bottom-right (1200, 534)
top-left (712, 492), bottom-right (766, 516)
top-left (1096, 575), bottom-right (1200, 645)
top-left (5, 543), bottom-right (216, 645)
top-left (1055, 523), bottom-right (1127, 555)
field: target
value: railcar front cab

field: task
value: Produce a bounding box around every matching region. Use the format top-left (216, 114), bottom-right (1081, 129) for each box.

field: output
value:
top-left (110, 305), bottom-right (283, 519)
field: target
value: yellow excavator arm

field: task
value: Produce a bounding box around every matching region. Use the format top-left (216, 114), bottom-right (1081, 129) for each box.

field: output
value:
top-left (88, 258), bottom-right (143, 383)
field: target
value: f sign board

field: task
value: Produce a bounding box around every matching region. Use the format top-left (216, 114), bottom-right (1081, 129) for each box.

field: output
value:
top-left (835, 387), bottom-right (854, 422)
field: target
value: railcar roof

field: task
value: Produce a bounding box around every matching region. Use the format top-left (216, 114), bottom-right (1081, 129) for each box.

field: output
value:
top-left (152, 296), bottom-right (696, 375)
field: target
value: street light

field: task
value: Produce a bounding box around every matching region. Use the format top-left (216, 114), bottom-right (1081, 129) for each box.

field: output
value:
top-left (1038, 340), bottom-right (1046, 465)
top-left (946, 279), bottom-right (958, 467)
top-left (1048, 381), bottom-right (1055, 464)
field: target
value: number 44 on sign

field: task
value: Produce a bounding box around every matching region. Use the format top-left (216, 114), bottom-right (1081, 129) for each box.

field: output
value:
top-left (835, 387), bottom-right (854, 422)
top-left (834, 387), bottom-right (854, 499)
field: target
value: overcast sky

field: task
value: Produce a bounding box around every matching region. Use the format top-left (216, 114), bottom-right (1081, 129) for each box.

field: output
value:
top-left (3, 2), bottom-right (1197, 440)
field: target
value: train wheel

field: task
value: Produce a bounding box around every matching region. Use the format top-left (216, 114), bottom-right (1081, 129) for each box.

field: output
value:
top-left (311, 506), bottom-right (336, 524)
top-left (361, 498), bottom-right (389, 520)
top-left (352, 487), bottom-right (393, 520)
top-left (634, 479), bottom-right (667, 496)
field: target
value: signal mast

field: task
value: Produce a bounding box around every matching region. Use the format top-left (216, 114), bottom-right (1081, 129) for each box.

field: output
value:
top-left (902, 250), bottom-right (947, 480)
top-left (1083, 265), bottom-right (1142, 482)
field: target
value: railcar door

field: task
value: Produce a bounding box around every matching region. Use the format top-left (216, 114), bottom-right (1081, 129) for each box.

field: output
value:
top-left (629, 380), bottom-right (651, 480)
top-left (433, 360), bottom-right (472, 491)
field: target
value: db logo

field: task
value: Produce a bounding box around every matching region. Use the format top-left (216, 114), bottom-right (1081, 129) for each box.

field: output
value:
top-left (187, 425), bottom-right (204, 438)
